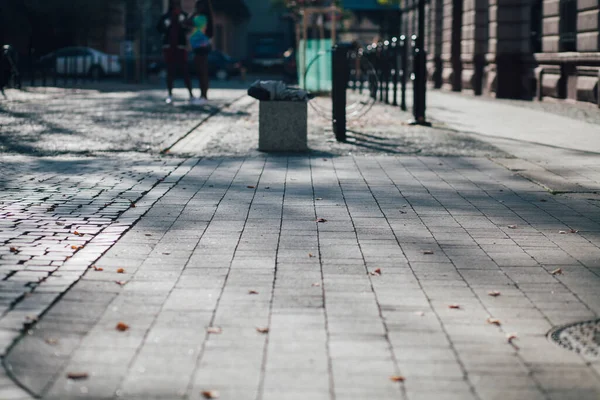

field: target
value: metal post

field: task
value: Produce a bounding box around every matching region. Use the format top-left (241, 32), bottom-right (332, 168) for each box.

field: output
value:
top-left (384, 40), bottom-right (390, 104)
top-left (378, 42), bottom-right (384, 103)
top-left (332, 43), bottom-right (351, 142)
top-left (358, 49), bottom-right (365, 95)
top-left (409, 0), bottom-right (431, 126)
top-left (400, 35), bottom-right (407, 111)
top-left (392, 37), bottom-right (399, 106)
top-left (53, 54), bottom-right (57, 86)
top-left (29, 48), bottom-right (35, 87)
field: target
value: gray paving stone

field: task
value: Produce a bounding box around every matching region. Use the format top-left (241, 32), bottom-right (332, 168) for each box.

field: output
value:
top-left (3, 154), bottom-right (600, 399)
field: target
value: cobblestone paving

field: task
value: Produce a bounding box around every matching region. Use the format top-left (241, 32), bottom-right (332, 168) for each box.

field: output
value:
top-left (6, 155), bottom-right (600, 400)
top-left (0, 154), bottom-right (186, 333)
top-left (0, 87), bottom-right (245, 155)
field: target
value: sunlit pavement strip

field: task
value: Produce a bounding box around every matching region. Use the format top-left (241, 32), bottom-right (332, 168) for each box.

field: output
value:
top-left (4, 155), bottom-right (600, 400)
top-left (0, 154), bottom-right (199, 399)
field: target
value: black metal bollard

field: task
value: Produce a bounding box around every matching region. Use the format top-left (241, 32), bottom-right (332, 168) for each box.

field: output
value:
top-left (377, 42), bottom-right (384, 103)
top-left (358, 48), bottom-right (365, 95)
top-left (29, 52), bottom-right (35, 87)
top-left (383, 40), bottom-right (391, 104)
top-left (391, 37), bottom-right (399, 106)
top-left (366, 45), bottom-right (376, 100)
top-left (409, 0), bottom-right (431, 126)
top-left (410, 36), bottom-right (430, 126)
top-left (400, 35), bottom-right (408, 111)
top-left (332, 43), bottom-right (352, 142)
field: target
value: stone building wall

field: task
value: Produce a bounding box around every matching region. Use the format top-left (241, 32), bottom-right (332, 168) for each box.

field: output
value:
top-left (536, 0), bottom-right (600, 105)
top-left (411, 0), bottom-right (599, 106)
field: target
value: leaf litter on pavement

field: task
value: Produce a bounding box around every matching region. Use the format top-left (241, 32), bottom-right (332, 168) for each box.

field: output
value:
top-left (116, 322), bottom-right (129, 332)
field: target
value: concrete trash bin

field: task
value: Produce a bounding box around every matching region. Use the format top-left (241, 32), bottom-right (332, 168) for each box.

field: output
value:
top-left (259, 101), bottom-right (308, 152)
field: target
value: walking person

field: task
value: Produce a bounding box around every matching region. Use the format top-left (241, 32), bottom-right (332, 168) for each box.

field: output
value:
top-left (157, 0), bottom-right (197, 105)
top-left (189, 0), bottom-right (214, 104)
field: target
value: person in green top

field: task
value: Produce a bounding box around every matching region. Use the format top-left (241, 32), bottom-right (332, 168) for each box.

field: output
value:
top-left (188, 0), bottom-right (214, 104)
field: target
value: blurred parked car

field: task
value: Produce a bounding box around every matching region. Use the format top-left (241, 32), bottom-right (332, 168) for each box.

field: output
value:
top-left (37, 47), bottom-right (121, 79)
top-left (249, 38), bottom-right (285, 71)
top-left (147, 50), bottom-right (242, 81)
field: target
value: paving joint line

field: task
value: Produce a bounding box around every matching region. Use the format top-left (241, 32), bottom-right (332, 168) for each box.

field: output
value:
top-left (110, 158), bottom-right (224, 398)
top-left (374, 156), bottom-right (483, 400)
top-left (336, 156), bottom-right (407, 400)
top-left (401, 156), bottom-right (580, 399)
top-left (310, 156), bottom-right (337, 400)
top-left (184, 156), bottom-right (267, 398)
top-left (255, 156), bottom-right (288, 400)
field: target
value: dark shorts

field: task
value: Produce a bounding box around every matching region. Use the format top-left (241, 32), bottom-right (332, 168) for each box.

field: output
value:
top-left (193, 46), bottom-right (212, 56)
top-left (163, 47), bottom-right (187, 66)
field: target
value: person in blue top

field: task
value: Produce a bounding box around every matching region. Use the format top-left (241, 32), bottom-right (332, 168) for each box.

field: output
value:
top-left (188, 0), bottom-right (214, 104)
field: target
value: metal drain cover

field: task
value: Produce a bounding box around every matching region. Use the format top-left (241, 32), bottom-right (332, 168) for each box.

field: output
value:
top-left (549, 319), bottom-right (600, 360)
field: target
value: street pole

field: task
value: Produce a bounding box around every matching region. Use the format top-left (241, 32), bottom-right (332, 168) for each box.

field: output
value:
top-left (408, 0), bottom-right (431, 126)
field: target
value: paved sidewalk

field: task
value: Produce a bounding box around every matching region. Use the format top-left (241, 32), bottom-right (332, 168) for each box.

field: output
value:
top-left (417, 90), bottom-right (600, 194)
top-left (5, 155), bottom-right (600, 400)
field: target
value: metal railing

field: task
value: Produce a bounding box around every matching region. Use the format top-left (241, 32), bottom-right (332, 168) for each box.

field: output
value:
top-left (331, 33), bottom-right (430, 141)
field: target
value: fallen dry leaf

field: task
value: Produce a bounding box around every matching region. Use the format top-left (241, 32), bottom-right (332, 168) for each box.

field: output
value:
top-left (570, 229), bottom-right (579, 233)
top-left (116, 322), bottom-right (129, 332)
top-left (551, 268), bottom-right (563, 275)
top-left (207, 327), bottom-right (222, 334)
top-left (73, 231), bottom-right (84, 237)
top-left (145, 233), bottom-right (152, 237)
top-left (488, 291), bottom-right (501, 297)
top-left (130, 201), bottom-right (136, 208)
top-left (248, 290), bottom-right (259, 295)
top-left (448, 304), bottom-right (461, 309)
top-left (114, 280), bottom-right (126, 286)
top-left (316, 218), bottom-right (327, 223)
top-left (507, 225), bottom-right (517, 229)
top-left (256, 327), bottom-right (269, 334)
top-left (308, 253), bottom-right (314, 258)
top-left (9, 247), bottom-right (18, 253)
top-left (487, 317), bottom-right (501, 326)
top-left (423, 250), bottom-right (434, 255)
top-left (507, 334), bottom-right (518, 347)
top-left (92, 266), bottom-right (103, 271)
top-left (312, 282), bottom-right (321, 287)
top-left (369, 268), bottom-right (382, 276)
top-left (117, 268), bottom-right (125, 274)
top-left (71, 245), bottom-right (83, 250)
top-left (390, 375), bottom-right (406, 382)
top-left (247, 185), bottom-right (255, 189)
top-left (201, 391), bottom-right (220, 399)
top-left (67, 372), bottom-right (89, 380)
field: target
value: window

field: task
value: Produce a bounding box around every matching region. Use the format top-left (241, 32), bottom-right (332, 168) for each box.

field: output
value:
top-left (559, 0), bottom-right (577, 52)
top-left (530, 0), bottom-right (543, 53)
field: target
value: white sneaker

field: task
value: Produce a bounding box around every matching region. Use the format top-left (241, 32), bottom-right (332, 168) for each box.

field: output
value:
top-left (190, 97), bottom-right (207, 105)
top-left (165, 96), bottom-right (173, 105)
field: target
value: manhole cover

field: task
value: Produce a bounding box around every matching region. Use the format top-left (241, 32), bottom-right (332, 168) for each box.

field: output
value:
top-left (549, 319), bottom-right (600, 360)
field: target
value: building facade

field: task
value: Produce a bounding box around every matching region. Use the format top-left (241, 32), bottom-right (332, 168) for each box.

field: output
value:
top-left (401, 0), bottom-right (599, 106)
